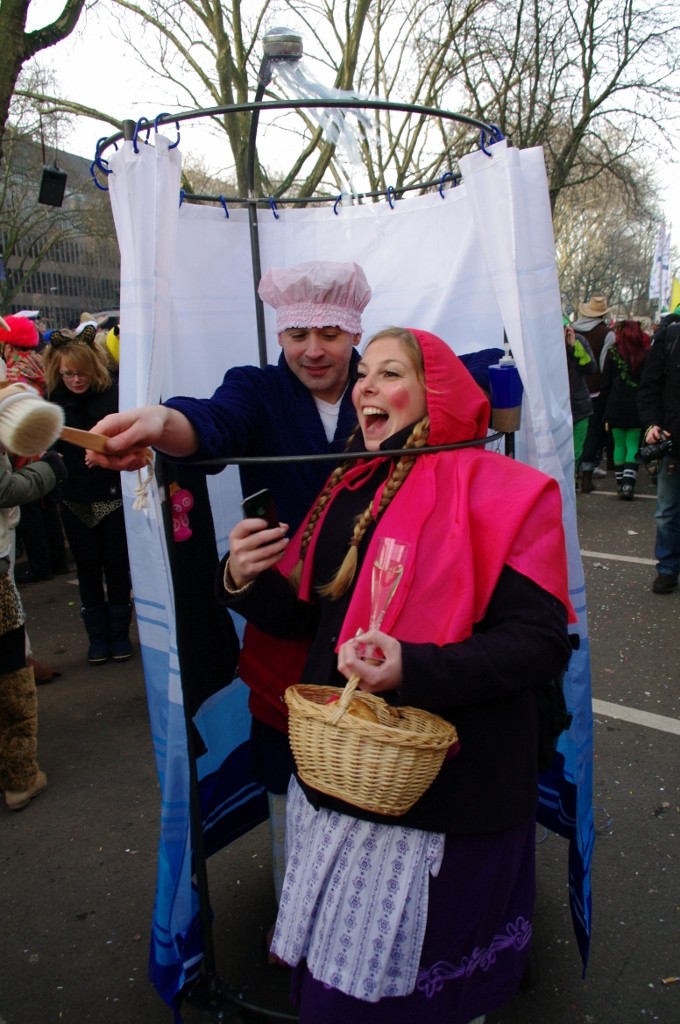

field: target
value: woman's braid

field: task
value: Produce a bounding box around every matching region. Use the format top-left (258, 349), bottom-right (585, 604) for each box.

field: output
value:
top-left (287, 442), bottom-right (358, 591)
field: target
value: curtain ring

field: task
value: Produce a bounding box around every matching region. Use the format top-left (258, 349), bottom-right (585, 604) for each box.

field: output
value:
top-left (219, 195), bottom-right (229, 218)
top-left (95, 136), bottom-right (116, 166)
top-left (269, 197), bottom-right (280, 220)
top-left (438, 171), bottom-right (455, 198)
top-left (153, 113), bottom-right (181, 149)
top-left (386, 186), bottom-right (396, 208)
top-left (480, 124), bottom-right (505, 156)
top-left (89, 160), bottom-right (110, 192)
top-left (132, 117), bottom-right (151, 154)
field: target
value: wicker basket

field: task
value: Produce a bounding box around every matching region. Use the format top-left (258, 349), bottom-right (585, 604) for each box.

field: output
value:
top-left (284, 674), bottom-right (458, 816)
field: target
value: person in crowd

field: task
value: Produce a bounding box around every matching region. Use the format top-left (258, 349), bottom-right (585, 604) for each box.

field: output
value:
top-left (651, 303), bottom-right (680, 345)
top-left (571, 296), bottom-right (615, 492)
top-left (220, 327), bottom-right (574, 1023)
top-left (600, 320), bottom-right (650, 499)
top-left (0, 314), bottom-right (45, 391)
top-left (564, 321), bottom-right (595, 484)
top-left (637, 311), bottom-right (680, 593)
top-left (87, 260), bottom-right (372, 913)
top-left (0, 324), bottom-right (61, 683)
top-left (0, 428), bottom-right (66, 810)
top-left (0, 315), bottom-right (68, 582)
top-left (43, 325), bottom-right (133, 663)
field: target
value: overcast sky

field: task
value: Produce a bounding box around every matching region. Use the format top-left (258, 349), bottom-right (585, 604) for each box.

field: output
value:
top-left (26, 0), bottom-right (680, 263)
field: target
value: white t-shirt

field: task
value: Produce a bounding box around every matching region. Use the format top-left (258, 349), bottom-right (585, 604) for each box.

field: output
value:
top-left (314, 394), bottom-right (343, 443)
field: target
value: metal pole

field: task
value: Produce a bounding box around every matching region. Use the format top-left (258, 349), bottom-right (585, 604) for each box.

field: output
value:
top-left (247, 29), bottom-right (303, 369)
top-left (247, 83), bottom-right (269, 369)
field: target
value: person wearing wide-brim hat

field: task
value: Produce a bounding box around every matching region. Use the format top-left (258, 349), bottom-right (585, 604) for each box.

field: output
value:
top-left (577, 295), bottom-right (611, 320)
top-left (572, 295), bottom-right (616, 492)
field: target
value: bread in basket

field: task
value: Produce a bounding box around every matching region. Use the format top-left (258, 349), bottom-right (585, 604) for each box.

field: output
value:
top-left (285, 673), bottom-right (458, 816)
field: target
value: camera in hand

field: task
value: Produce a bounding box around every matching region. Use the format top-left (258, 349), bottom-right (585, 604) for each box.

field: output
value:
top-left (638, 435), bottom-right (673, 462)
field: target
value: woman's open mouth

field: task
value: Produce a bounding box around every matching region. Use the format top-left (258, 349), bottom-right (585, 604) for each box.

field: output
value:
top-left (362, 406), bottom-right (389, 431)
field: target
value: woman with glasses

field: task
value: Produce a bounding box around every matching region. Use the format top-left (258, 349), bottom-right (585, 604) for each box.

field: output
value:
top-left (44, 326), bottom-right (133, 665)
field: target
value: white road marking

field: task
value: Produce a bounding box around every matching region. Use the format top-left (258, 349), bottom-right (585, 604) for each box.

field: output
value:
top-left (581, 550), bottom-right (656, 566)
top-left (592, 699), bottom-right (680, 736)
top-left (581, 489), bottom-right (656, 500)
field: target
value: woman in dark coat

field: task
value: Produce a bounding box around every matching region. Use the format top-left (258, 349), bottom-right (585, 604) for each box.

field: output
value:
top-left (44, 327), bottom-right (133, 663)
top-left (600, 320), bottom-right (650, 499)
top-left (564, 322), bottom-right (595, 485)
top-left (219, 327), bottom-right (574, 1024)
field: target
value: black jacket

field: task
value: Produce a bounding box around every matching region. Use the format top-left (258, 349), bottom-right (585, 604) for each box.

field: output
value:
top-left (638, 322), bottom-right (680, 441)
top-left (50, 380), bottom-right (123, 504)
top-left (567, 333), bottom-right (595, 421)
top-left (601, 347), bottom-right (646, 428)
top-left (220, 452), bottom-right (571, 836)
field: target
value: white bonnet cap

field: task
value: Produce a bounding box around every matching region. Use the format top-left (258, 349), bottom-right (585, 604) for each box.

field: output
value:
top-left (258, 260), bottom-right (371, 334)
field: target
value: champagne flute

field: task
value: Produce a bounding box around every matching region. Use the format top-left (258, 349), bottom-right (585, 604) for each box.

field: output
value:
top-left (361, 538), bottom-right (410, 663)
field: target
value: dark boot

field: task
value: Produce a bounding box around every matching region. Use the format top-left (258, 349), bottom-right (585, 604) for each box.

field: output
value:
top-left (614, 465), bottom-right (624, 493)
top-left (580, 469), bottom-right (594, 493)
top-left (620, 464), bottom-right (637, 501)
top-left (108, 603), bottom-right (133, 662)
top-left (80, 606), bottom-right (110, 665)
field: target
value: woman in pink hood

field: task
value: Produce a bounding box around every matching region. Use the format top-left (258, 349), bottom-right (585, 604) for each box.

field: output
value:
top-left (219, 327), bottom-right (574, 1024)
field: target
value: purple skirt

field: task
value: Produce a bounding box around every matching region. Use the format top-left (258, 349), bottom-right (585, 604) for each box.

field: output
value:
top-left (289, 818), bottom-right (535, 1024)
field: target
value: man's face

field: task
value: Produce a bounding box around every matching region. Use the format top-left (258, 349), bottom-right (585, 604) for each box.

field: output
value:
top-left (279, 327), bottom-right (360, 403)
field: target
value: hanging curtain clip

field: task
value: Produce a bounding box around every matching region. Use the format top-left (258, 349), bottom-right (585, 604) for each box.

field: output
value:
top-left (89, 136), bottom-right (116, 190)
top-left (480, 124), bottom-right (505, 157)
top-left (438, 172), bottom-right (455, 198)
top-left (386, 185), bottom-right (396, 209)
top-left (154, 113), bottom-right (181, 149)
top-left (268, 197), bottom-right (280, 220)
top-left (333, 194), bottom-right (343, 215)
top-left (219, 195), bottom-right (229, 218)
top-left (179, 188), bottom-right (185, 208)
top-left (132, 118), bottom-right (152, 154)
top-left (89, 159), bottom-right (110, 192)
top-left (95, 136), bottom-right (117, 165)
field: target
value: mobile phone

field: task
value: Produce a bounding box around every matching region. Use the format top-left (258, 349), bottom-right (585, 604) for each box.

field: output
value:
top-left (241, 488), bottom-right (279, 528)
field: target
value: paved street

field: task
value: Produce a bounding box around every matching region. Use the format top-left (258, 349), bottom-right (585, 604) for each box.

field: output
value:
top-left (1, 468), bottom-right (678, 1024)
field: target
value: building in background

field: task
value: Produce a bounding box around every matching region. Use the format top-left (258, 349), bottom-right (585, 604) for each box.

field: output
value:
top-left (1, 131), bottom-right (120, 329)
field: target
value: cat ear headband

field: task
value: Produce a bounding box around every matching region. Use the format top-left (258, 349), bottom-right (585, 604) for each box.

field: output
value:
top-left (49, 324), bottom-right (98, 350)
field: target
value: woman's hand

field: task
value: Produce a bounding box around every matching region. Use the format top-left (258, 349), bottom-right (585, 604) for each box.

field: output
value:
top-left (337, 629), bottom-right (403, 694)
top-left (227, 517), bottom-right (289, 588)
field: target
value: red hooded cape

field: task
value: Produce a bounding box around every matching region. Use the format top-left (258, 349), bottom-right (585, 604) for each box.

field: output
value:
top-left (277, 329), bottom-right (574, 646)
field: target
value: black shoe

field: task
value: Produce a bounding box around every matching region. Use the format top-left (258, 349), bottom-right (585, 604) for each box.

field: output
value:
top-left (15, 567), bottom-right (54, 585)
top-left (651, 574), bottom-right (678, 594)
top-left (580, 470), bottom-right (594, 493)
top-left (619, 483), bottom-right (634, 500)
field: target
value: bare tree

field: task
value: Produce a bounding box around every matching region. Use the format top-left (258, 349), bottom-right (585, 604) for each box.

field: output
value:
top-left (0, 0), bottom-right (89, 166)
top-left (12, 0), bottom-right (680, 206)
top-left (16, 0), bottom-right (492, 198)
top-left (444, 0), bottom-right (680, 212)
top-left (554, 162), bottom-right (660, 319)
top-left (9, 0), bottom-right (679, 310)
